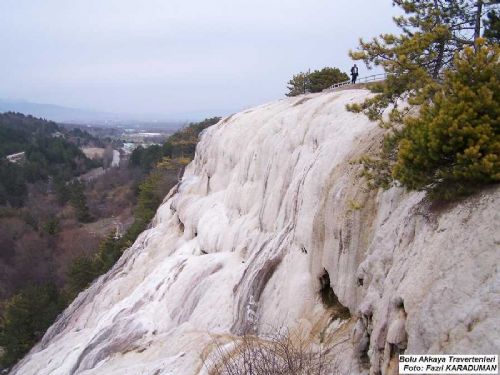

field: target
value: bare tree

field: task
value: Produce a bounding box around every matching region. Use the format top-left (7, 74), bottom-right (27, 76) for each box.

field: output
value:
top-left (203, 328), bottom-right (340, 375)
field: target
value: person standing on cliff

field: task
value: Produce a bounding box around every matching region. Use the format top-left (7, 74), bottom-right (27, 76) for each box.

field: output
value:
top-left (351, 64), bottom-right (359, 84)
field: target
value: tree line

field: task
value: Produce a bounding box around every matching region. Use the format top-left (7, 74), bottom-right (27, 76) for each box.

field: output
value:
top-left (285, 67), bottom-right (349, 97)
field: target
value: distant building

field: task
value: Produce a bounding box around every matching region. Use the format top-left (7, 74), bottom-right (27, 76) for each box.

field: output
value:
top-left (122, 142), bottom-right (137, 154)
top-left (52, 131), bottom-right (65, 138)
top-left (6, 151), bottom-right (26, 163)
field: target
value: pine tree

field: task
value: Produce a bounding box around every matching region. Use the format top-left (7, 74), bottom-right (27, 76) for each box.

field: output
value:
top-left (308, 68), bottom-right (349, 93)
top-left (348, 0), bottom-right (500, 122)
top-left (0, 284), bottom-right (63, 367)
top-left (392, 41), bottom-right (499, 197)
top-left (286, 68), bottom-right (349, 96)
top-left (66, 255), bottom-right (100, 298)
top-left (68, 182), bottom-right (93, 223)
top-left (347, 0), bottom-right (499, 198)
top-left (286, 72), bottom-right (310, 97)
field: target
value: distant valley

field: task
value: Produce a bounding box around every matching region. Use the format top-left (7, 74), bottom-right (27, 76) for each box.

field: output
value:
top-left (0, 99), bottom-right (185, 131)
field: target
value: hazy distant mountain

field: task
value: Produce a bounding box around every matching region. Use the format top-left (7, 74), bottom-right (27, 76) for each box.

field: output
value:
top-left (0, 99), bottom-right (187, 130)
top-left (0, 99), bottom-right (121, 124)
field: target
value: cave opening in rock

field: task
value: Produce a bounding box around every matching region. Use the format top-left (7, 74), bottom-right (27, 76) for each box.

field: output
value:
top-left (319, 269), bottom-right (351, 319)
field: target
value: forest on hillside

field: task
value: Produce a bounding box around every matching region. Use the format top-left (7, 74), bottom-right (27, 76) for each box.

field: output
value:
top-left (1, 0), bottom-right (499, 373)
top-left (0, 113), bottom-right (100, 207)
top-left (0, 115), bottom-right (220, 369)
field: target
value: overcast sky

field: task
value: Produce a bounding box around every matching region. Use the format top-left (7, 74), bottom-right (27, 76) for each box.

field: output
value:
top-left (0, 0), bottom-right (399, 119)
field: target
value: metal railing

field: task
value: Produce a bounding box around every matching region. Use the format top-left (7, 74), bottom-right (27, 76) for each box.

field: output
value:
top-left (326, 73), bottom-right (388, 91)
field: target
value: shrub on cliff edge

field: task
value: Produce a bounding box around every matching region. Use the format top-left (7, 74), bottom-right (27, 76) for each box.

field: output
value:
top-left (393, 42), bottom-right (499, 198)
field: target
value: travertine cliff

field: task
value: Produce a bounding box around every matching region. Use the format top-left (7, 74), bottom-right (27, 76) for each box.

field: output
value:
top-left (12, 89), bottom-right (499, 375)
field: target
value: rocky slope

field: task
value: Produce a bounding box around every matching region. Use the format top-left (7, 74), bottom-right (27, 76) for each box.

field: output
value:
top-left (12, 89), bottom-right (499, 375)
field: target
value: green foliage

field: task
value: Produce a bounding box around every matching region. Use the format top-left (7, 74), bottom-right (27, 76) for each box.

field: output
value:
top-left (348, 1), bottom-right (499, 199)
top-left (66, 256), bottom-right (100, 298)
top-left (66, 235), bottom-right (125, 300)
top-left (54, 177), bottom-right (71, 205)
top-left (70, 234), bottom-right (124, 294)
top-left (348, 0), bottom-right (499, 122)
top-left (286, 67), bottom-right (349, 97)
top-left (66, 117), bottom-right (221, 300)
top-left (484, 9), bottom-right (500, 43)
top-left (133, 171), bottom-right (164, 226)
top-left (129, 144), bottom-right (164, 171)
top-left (286, 72), bottom-right (310, 97)
top-left (1, 117), bottom-right (223, 368)
top-left (308, 67), bottom-right (349, 93)
top-left (64, 175), bottom-right (164, 299)
top-left (130, 117), bottom-right (220, 170)
top-left (95, 234), bottom-right (125, 273)
top-left (164, 117), bottom-right (221, 158)
top-left (393, 42), bottom-right (500, 198)
top-left (0, 113), bottom-right (58, 157)
top-left (347, 199), bottom-right (363, 211)
top-left (42, 216), bottom-right (59, 235)
top-left (0, 160), bottom-right (27, 207)
top-left (68, 182), bottom-right (93, 223)
top-left (0, 284), bottom-right (63, 367)
top-left (0, 113), bottom-right (97, 207)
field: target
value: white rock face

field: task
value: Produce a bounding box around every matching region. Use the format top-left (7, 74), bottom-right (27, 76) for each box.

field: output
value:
top-left (12, 90), bottom-right (499, 375)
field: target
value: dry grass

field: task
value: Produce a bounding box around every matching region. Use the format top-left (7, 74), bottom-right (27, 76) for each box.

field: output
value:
top-left (81, 147), bottom-right (105, 159)
top-left (203, 329), bottom-right (340, 375)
